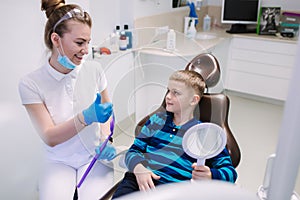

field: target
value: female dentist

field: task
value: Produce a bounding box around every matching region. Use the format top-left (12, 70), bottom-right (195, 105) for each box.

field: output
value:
top-left (18, 0), bottom-right (116, 199)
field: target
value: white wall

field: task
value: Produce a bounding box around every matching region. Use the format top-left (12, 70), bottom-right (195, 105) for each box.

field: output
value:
top-left (133, 0), bottom-right (173, 18)
top-left (90, 0), bottom-right (171, 45)
top-left (0, 1), bottom-right (45, 199)
top-left (90, 0), bottom-right (120, 45)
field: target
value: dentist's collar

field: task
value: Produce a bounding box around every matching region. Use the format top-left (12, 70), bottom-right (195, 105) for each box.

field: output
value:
top-left (46, 61), bottom-right (82, 81)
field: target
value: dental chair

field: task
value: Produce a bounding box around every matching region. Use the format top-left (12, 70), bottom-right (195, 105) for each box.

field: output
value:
top-left (187, 53), bottom-right (241, 167)
top-left (99, 53), bottom-right (241, 200)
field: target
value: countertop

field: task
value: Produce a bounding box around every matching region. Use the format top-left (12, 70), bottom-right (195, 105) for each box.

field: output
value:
top-left (210, 27), bottom-right (299, 44)
top-left (93, 27), bottom-right (298, 59)
top-left (135, 28), bottom-right (228, 57)
top-left (137, 27), bottom-right (298, 57)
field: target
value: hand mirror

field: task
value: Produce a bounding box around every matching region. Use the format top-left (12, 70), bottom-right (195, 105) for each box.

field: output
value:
top-left (182, 123), bottom-right (227, 166)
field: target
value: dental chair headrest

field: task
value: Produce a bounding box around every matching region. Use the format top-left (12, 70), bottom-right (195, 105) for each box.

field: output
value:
top-left (185, 53), bottom-right (221, 88)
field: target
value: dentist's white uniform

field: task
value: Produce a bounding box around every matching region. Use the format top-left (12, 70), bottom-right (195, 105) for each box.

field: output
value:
top-left (19, 60), bottom-right (113, 200)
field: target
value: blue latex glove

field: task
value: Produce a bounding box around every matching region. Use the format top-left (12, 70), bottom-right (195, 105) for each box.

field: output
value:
top-left (82, 93), bottom-right (113, 125)
top-left (95, 142), bottom-right (116, 161)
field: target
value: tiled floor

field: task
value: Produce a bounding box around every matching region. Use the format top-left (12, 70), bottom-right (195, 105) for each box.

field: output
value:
top-left (227, 93), bottom-right (283, 192)
top-left (112, 92), bottom-right (300, 196)
top-left (228, 92), bottom-right (300, 196)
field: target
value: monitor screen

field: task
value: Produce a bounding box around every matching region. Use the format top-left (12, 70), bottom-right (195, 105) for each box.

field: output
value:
top-left (221, 0), bottom-right (261, 33)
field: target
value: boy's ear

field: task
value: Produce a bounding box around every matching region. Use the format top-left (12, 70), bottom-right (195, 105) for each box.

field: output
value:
top-left (191, 94), bottom-right (200, 106)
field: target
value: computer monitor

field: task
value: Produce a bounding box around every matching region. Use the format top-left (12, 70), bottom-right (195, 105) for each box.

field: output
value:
top-left (221, 0), bottom-right (261, 33)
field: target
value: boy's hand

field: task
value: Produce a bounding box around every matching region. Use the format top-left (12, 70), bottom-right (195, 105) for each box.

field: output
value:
top-left (133, 163), bottom-right (160, 191)
top-left (191, 163), bottom-right (212, 180)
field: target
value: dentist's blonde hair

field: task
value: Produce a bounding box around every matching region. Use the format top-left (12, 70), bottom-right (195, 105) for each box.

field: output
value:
top-left (41, 0), bottom-right (92, 50)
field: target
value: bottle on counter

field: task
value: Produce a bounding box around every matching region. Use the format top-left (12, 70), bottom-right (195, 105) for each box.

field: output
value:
top-left (166, 29), bottom-right (176, 50)
top-left (109, 25), bottom-right (121, 53)
top-left (119, 31), bottom-right (127, 51)
top-left (186, 18), bottom-right (197, 39)
top-left (124, 24), bottom-right (133, 49)
top-left (115, 25), bottom-right (121, 36)
top-left (109, 33), bottom-right (119, 53)
top-left (203, 14), bottom-right (211, 32)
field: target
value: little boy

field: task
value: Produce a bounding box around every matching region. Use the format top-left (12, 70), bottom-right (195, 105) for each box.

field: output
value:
top-left (112, 70), bottom-right (237, 198)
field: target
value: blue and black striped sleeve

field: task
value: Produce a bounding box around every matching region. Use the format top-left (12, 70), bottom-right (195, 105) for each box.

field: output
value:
top-left (125, 114), bottom-right (163, 172)
top-left (125, 127), bottom-right (149, 172)
top-left (206, 148), bottom-right (238, 183)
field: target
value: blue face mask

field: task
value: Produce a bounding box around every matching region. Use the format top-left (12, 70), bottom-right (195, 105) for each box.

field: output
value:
top-left (56, 36), bottom-right (79, 70)
top-left (57, 53), bottom-right (77, 70)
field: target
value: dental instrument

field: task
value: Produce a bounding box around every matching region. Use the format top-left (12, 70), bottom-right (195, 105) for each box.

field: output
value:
top-left (77, 113), bottom-right (115, 188)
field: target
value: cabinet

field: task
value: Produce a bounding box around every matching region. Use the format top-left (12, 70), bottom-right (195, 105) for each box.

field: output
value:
top-left (225, 37), bottom-right (297, 101)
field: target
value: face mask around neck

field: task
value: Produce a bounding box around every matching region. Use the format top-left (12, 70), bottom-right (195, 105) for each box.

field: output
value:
top-left (56, 38), bottom-right (79, 70)
top-left (57, 52), bottom-right (78, 70)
